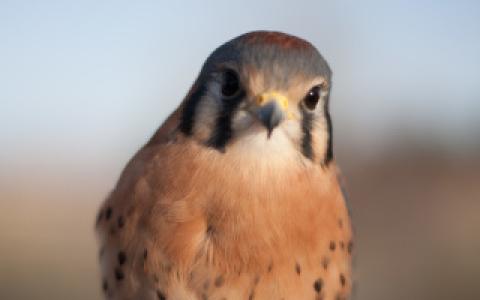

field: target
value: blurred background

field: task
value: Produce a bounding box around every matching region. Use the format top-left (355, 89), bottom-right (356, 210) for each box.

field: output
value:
top-left (1, 1), bottom-right (479, 299)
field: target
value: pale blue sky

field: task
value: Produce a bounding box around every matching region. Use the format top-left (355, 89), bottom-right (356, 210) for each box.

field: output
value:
top-left (1, 1), bottom-right (479, 175)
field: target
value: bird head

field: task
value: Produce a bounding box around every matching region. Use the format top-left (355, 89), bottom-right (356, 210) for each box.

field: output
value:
top-left (178, 31), bottom-right (333, 165)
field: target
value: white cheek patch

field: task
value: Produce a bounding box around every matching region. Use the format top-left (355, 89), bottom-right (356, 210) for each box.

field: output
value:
top-left (231, 110), bottom-right (255, 133)
top-left (309, 98), bottom-right (329, 162)
top-left (320, 89), bottom-right (329, 98)
top-left (314, 90), bottom-right (329, 113)
top-left (282, 120), bottom-right (303, 146)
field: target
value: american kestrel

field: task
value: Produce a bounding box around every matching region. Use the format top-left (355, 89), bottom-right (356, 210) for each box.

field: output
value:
top-left (96, 31), bottom-right (353, 300)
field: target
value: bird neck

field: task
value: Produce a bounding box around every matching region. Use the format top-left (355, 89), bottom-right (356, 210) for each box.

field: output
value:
top-left (168, 137), bottom-right (341, 272)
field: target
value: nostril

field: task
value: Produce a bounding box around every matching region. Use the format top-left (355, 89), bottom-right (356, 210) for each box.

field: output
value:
top-left (256, 94), bottom-right (267, 105)
top-left (257, 92), bottom-right (289, 111)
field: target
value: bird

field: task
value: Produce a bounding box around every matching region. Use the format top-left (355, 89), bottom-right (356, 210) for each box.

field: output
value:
top-left (96, 31), bottom-right (353, 300)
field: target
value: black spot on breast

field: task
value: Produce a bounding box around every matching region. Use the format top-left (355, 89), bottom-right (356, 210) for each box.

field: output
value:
top-left (313, 278), bottom-right (323, 293)
top-left (295, 262), bottom-right (301, 275)
top-left (117, 251), bottom-right (126, 265)
top-left (114, 267), bottom-right (124, 281)
top-left (117, 216), bottom-right (124, 228)
top-left (347, 241), bottom-right (354, 254)
top-left (189, 271), bottom-right (195, 281)
top-left (321, 257), bottom-right (329, 270)
top-left (329, 241), bottom-right (336, 251)
top-left (102, 278), bottom-right (108, 292)
top-left (253, 275), bottom-right (260, 285)
top-left (203, 279), bottom-right (210, 290)
top-left (206, 225), bottom-right (214, 235)
top-left (156, 290), bottom-right (166, 300)
top-left (339, 273), bottom-right (346, 287)
top-left (143, 249), bottom-right (148, 260)
top-left (105, 207), bottom-right (112, 220)
top-left (214, 275), bottom-right (224, 287)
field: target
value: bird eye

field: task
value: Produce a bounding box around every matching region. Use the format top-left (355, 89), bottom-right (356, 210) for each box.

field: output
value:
top-left (221, 69), bottom-right (240, 98)
top-left (304, 85), bottom-right (321, 110)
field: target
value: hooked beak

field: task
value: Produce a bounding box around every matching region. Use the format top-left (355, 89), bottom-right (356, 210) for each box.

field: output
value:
top-left (255, 91), bottom-right (289, 138)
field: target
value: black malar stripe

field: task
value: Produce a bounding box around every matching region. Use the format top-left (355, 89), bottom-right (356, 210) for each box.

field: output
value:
top-left (300, 106), bottom-right (315, 160)
top-left (207, 90), bottom-right (245, 151)
top-left (179, 83), bottom-right (207, 136)
top-left (323, 98), bottom-right (333, 165)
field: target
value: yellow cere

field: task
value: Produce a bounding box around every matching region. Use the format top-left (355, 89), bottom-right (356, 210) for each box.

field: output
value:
top-left (257, 91), bottom-right (295, 120)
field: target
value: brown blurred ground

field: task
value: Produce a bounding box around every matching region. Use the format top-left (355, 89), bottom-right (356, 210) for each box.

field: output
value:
top-left (338, 146), bottom-right (480, 300)
top-left (1, 144), bottom-right (479, 300)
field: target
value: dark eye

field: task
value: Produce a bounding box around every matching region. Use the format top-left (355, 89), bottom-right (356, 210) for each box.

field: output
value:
top-left (221, 69), bottom-right (240, 98)
top-left (304, 85), bottom-right (321, 110)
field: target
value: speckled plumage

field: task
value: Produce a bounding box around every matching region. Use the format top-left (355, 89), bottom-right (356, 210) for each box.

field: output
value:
top-left (96, 31), bottom-right (353, 300)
